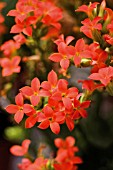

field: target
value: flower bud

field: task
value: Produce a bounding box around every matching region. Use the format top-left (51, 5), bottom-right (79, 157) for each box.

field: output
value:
top-left (99, 0), bottom-right (106, 17)
top-left (81, 58), bottom-right (91, 67)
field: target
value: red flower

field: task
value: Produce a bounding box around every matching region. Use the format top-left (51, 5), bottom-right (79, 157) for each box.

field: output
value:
top-left (57, 79), bottom-right (79, 110)
top-left (80, 17), bottom-right (102, 39)
top-left (27, 157), bottom-right (48, 170)
top-left (1, 56), bottom-right (21, 77)
top-left (18, 158), bottom-right (32, 170)
top-left (73, 99), bottom-right (90, 118)
top-left (76, 2), bottom-right (99, 17)
top-left (79, 80), bottom-right (104, 92)
top-left (89, 66), bottom-right (113, 86)
top-left (54, 34), bottom-right (74, 46)
top-left (1, 40), bottom-right (20, 56)
top-left (90, 49), bottom-right (108, 73)
top-left (40, 1), bottom-right (63, 29)
top-left (73, 38), bottom-right (92, 66)
top-left (54, 162), bottom-right (76, 170)
top-left (10, 18), bottom-right (33, 36)
top-left (7, 1), bottom-right (34, 22)
top-left (10, 139), bottom-right (31, 156)
top-left (40, 70), bottom-right (59, 97)
top-left (6, 93), bottom-right (24, 123)
top-left (13, 33), bottom-right (26, 45)
top-left (38, 105), bottom-right (63, 134)
top-left (49, 42), bottom-right (74, 70)
top-left (104, 34), bottom-right (113, 45)
top-left (55, 136), bottom-right (76, 149)
top-left (20, 77), bottom-right (41, 106)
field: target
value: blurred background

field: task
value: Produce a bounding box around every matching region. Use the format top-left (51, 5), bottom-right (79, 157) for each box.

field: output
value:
top-left (1, 0), bottom-right (113, 170)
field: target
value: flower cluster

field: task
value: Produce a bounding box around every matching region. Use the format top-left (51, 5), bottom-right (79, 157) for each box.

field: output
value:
top-left (0, 40), bottom-right (21, 76)
top-left (10, 139), bottom-right (49, 170)
top-left (7, 0), bottom-right (62, 38)
top-left (10, 136), bottom-right (82, 170)
top-left (54, 136), bottom-right (82, 170)
top-left (6, 70), bottom-right (90, 134)
top-left (49, 1), bottom-right (113, 92)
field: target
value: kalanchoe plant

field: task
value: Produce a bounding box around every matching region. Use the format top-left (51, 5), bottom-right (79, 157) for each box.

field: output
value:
top-left (0, 0), bottom-right (113, 169)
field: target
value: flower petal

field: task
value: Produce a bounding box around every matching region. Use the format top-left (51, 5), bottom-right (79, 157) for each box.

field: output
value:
top-left (10, 146), bottom-right (25, 156)
top-left (50, 122), bottom-right (60, 134)
top-left (66, 117), bottom-right (74, 131)
top-left (30, 95), bottom-right (40, 106)
top-left (49, 53), bottom-right (62, 62)
top-left (15, 93), bottom-right (23, 106)
top-left (48, 70), bottom-right (58, 86)
top-left (60, 59), bottom-right (69, 70)
top-left (38, 119), bottom-right (50, 129)
top-left (62, 97), bottom-right (72, 110)
top-left (6, 104), bottom-right (19, 114)
top-left (31, 77), bottom-right (40, 92)
top-left (14, 110), bottom-right (24, 123)
top-left (25, 115), bottom-right (37, 128)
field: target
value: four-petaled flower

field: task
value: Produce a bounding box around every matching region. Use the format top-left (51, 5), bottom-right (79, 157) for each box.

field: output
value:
top-left (10, 139), bottom-right (31, 156)
top-left (76, 2), bottom-right (99, 17)
top-left (80, 17), bottom-right (102, 39)
top-left (20, 77), bottom-right (41, 106)
top-left (49, 42), bottom-right (74, 70)
top-left (6, 93), bottom-right (24, 123)
top-left (1, 56), bottom-right (21, 77)
top-left (89, 66), bottom-right (113, 86)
